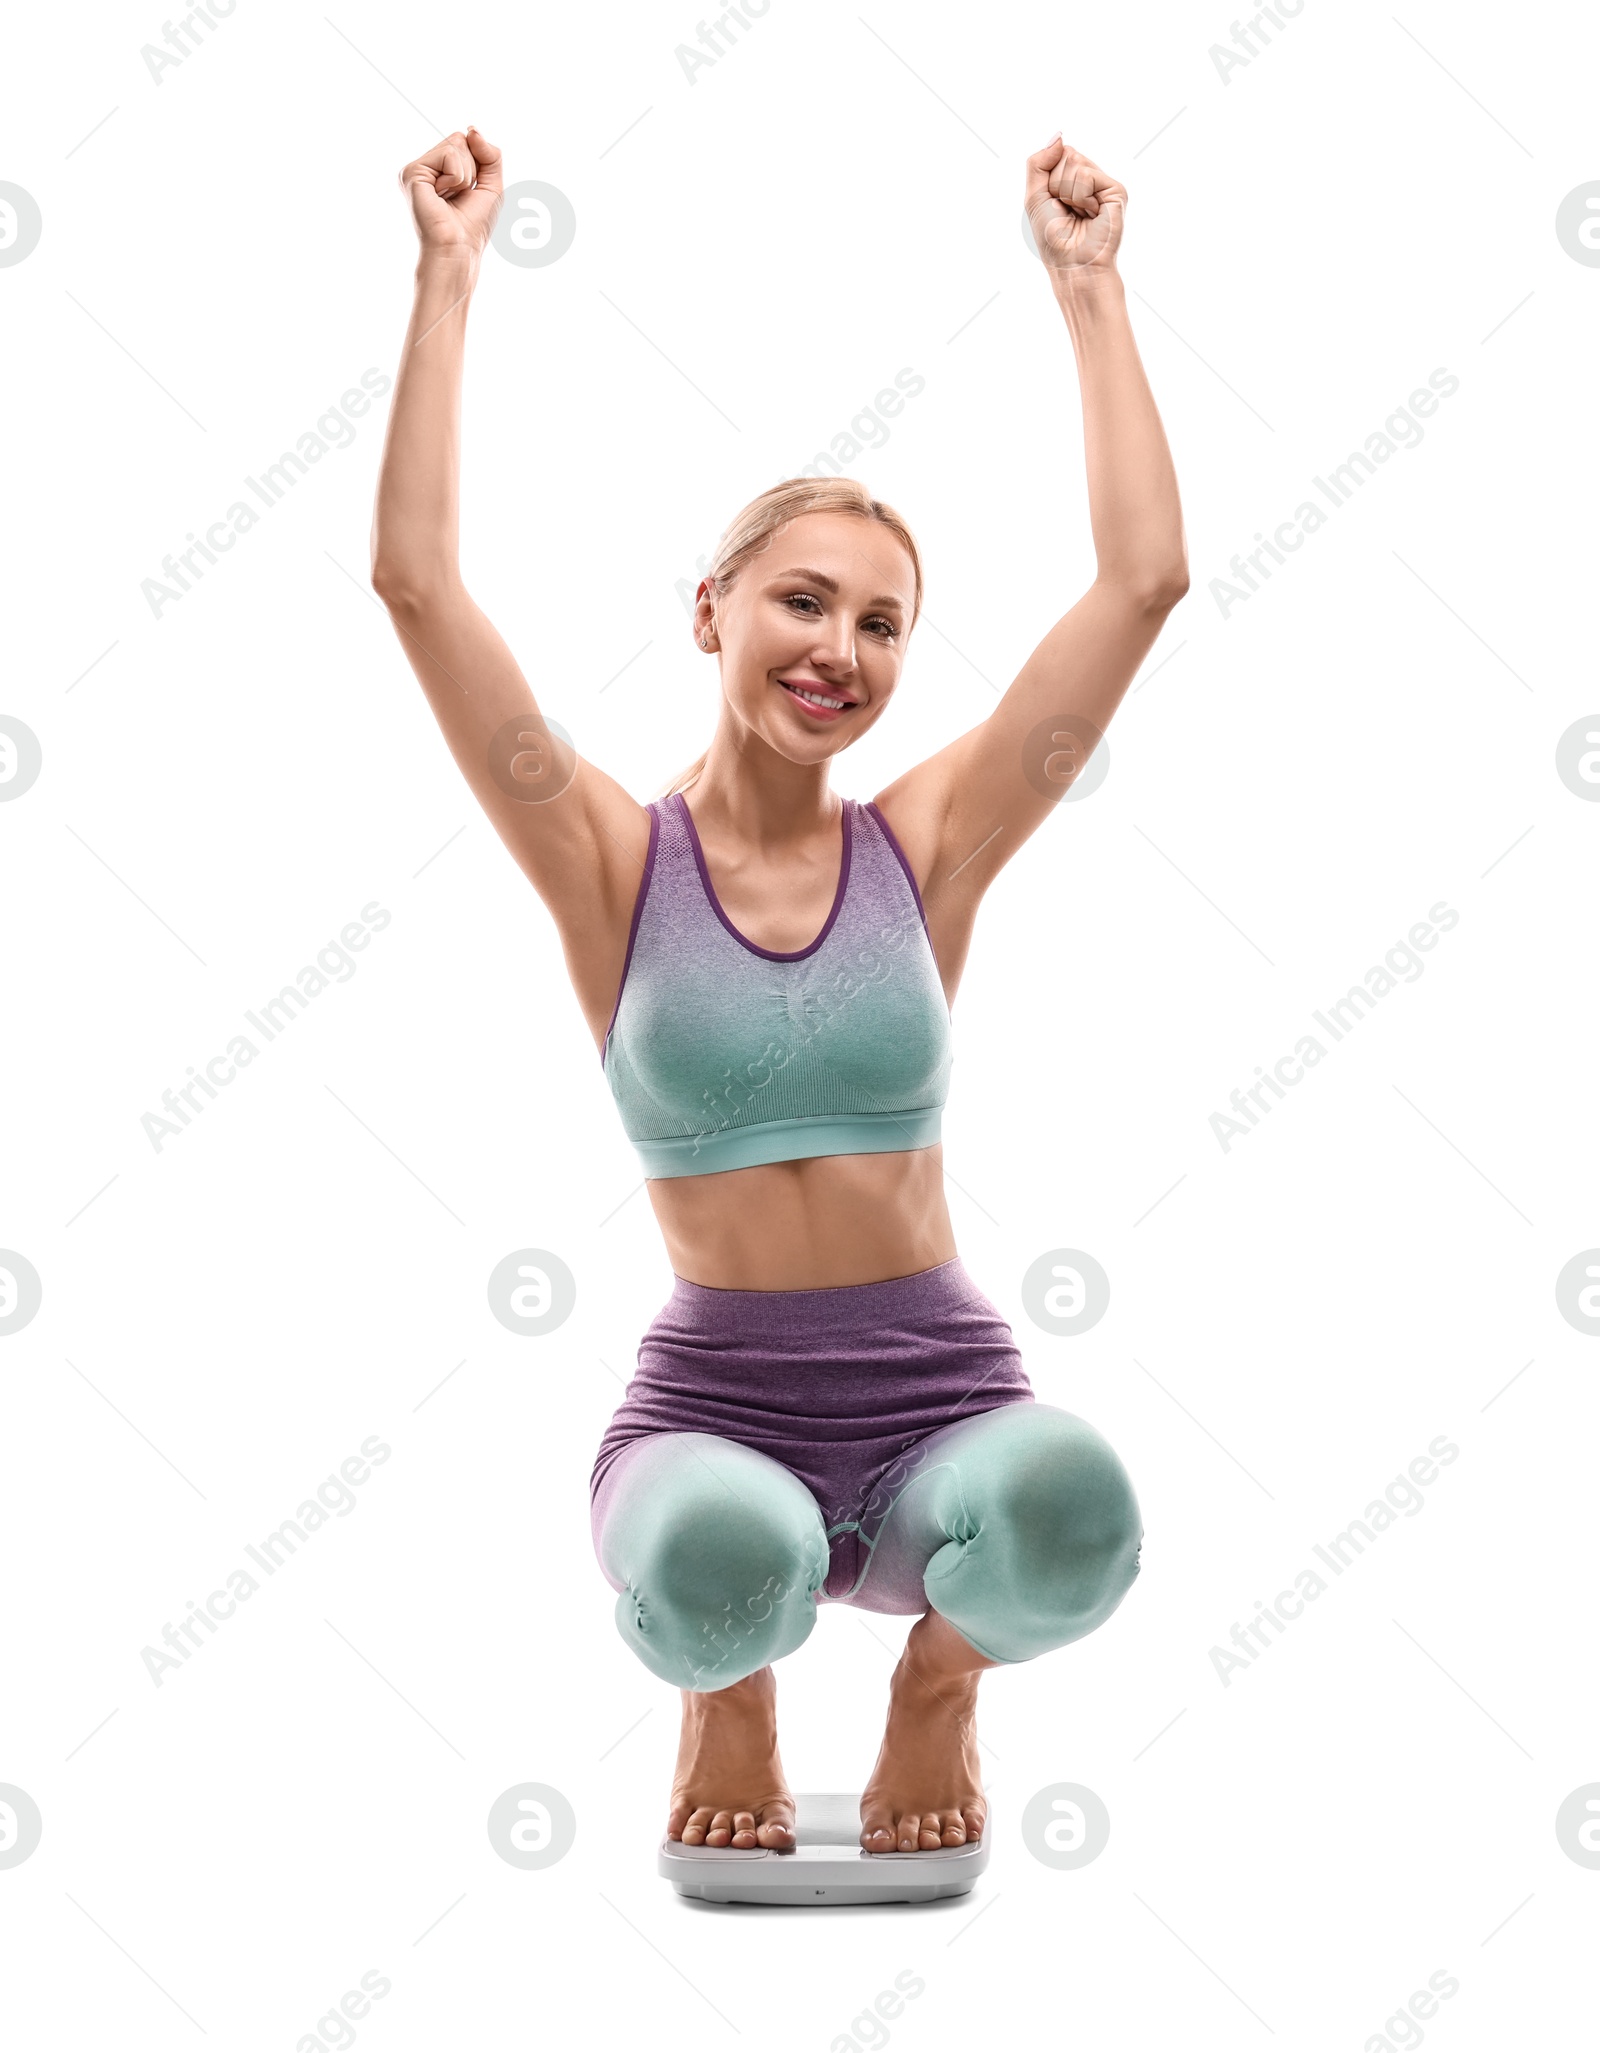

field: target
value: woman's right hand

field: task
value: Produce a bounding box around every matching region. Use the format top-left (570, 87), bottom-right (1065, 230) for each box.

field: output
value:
top-left (399, 127), bottom-right (504, 262)
top-left (1025, 137), bottom-right (1125, 280)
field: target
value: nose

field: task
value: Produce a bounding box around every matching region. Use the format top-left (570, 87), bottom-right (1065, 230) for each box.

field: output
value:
top-left (811, 621), bottom-right (857, 673)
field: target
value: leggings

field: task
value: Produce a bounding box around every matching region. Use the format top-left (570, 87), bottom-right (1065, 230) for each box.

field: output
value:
top-left (590, 1258), bottom-right (1143, 1692)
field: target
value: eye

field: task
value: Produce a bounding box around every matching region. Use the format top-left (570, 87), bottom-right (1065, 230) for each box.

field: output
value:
top-left (783, 593), bottom-right (900, 639)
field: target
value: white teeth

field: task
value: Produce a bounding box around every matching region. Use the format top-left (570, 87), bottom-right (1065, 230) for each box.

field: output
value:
top-left (786, 683), bottom-right (848, 709)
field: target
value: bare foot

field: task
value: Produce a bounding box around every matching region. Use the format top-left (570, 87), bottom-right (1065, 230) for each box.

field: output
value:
top-left (668, 1665), bottom-right (796, 1850)
top-left (860, 1610), bottom-right (994, 1853)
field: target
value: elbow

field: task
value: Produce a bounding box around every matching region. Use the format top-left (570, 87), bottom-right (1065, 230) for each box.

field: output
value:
top-left (369, 557), bottom-right (412, 609)
top-left (1136, 565), bottom-right (1190, 611)
top-left (370, 558), bottom-right (452, 614)
top-left (1106, 565), bottom-right (1190, 613)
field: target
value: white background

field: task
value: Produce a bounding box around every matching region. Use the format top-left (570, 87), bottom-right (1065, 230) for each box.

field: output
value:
top-left (2, 0), bottom-right (1597, 2044)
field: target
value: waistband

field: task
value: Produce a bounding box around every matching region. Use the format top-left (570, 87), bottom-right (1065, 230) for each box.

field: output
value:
top-left (657, 1255), bottom-right (986, 1341)
top-left (636, 1108), bottom-right (943, 1180)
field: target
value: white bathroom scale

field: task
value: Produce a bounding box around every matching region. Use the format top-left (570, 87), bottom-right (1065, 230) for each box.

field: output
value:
top-left (658, 1792), bottom-right (989, 1906)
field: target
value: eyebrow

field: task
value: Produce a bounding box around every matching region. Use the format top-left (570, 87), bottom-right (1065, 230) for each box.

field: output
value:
top-left (772, 565), bottom-right (908, 613)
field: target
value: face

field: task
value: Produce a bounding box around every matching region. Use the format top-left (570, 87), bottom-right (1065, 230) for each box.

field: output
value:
top-left (692, 510), bottom-right (916, 763)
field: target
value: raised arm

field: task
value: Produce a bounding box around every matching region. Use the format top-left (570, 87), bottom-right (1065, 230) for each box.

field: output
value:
top-left (873, 138), bottom-right (1188, 980)
top-left (369, 128), bottom-right (650, 1048)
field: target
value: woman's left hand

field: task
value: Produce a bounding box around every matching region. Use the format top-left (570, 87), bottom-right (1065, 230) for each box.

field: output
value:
top-left (1025, 137), bottom-right (1126, 277)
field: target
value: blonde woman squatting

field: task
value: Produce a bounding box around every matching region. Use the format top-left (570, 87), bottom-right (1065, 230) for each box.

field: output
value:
top-left (370, 124), bottom-right (1188, 1855)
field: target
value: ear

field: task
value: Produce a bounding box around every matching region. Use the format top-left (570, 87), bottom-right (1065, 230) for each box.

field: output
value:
top-left (693, 578), bottom-right (720, 649)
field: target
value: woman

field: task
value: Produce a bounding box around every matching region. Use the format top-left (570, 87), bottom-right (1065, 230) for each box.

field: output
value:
top-left (372, 125), bottom-right (1187, 1858)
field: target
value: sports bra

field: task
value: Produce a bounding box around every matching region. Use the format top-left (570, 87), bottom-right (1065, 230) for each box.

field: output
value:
top-left (600, 791), bottom-right (953, 1179)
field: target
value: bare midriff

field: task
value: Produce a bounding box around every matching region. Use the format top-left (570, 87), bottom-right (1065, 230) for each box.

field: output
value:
top-left (645, 1145), bottom-right (958, 1291)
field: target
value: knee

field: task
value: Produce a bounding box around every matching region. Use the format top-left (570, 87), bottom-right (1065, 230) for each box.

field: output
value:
top-left (615, 1487), bottom-right (827, 1693)
top-left (1002, 1410), bottom-right (1142, 1636)
top-left (931, 1408), bottom-right (1143, 1660)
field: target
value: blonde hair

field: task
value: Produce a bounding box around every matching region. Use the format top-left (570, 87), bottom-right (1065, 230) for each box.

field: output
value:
top-left (656, 476), bottom-right (924, 799)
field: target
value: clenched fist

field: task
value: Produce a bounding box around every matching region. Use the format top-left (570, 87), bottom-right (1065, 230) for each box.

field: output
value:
top-left (1025, 138), bottom-right (1126, 276)
top-left (399, 126), bottom-right (505, 260)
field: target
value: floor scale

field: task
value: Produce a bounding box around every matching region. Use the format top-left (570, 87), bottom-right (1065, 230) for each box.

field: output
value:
top-left (659, 1792), bottom-right (989, 1906)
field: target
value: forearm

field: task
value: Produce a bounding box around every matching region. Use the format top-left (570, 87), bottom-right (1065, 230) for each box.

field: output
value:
top-left (370, 251), bottom-right (480, 596)
top-left (1053, 270), bottom-right (1187, 598)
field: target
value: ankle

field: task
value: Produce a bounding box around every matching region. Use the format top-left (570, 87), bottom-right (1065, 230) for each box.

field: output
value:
top-left (895, 1634), bottom-right (981, 1699)
top-left (682, 1667), bottom-right (777, 1719)
top-left (899, 1613), bottom-right (994, 1695)
top-left (892, 1648), bottom-right (983, 1714)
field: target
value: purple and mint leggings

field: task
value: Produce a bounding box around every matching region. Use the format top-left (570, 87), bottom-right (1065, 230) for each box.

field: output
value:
top-left (589, 1258), bottom-right (1143, 1691)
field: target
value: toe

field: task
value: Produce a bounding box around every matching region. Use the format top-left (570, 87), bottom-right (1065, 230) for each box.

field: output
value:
top-left (937, 1812), bottom-right (967, 1846)
top-left (896, 1812), bottom-right (921, 1852)
top-left (756, 1806), bottom-right (795, 1849)
top-left (729, 1809), bottom-right (758, 1848)
top-left (859, 1802), bottom-right (896, 1853)
top-left (919, 1814), bottom-right (947, 1849)
top-left (705, 1809), bottom-right (735, 1846)
top-left (962, 1802), bottom-right (986, 1842)
top-left (679, 1806), bottom-right (716, 1846)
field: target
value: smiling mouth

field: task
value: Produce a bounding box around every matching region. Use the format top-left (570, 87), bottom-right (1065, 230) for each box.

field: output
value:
top-left (779, 679), bottom-right (855, 714)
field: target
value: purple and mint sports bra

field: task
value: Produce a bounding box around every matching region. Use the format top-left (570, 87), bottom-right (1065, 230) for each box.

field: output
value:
top-left (600, 792), bottom-right (953, 1179)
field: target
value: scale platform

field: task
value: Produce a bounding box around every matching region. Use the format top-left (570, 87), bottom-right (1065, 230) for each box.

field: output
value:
top-left (659, 1792), bottom-right (989, 1906)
